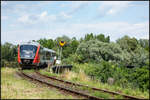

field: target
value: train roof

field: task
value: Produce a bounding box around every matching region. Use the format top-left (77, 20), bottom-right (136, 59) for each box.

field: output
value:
top-left (19, 41), bottom-right (40, 46)
top-left (19, 41), bottom-right (56, 53)
top-left (43, 48), bottom-right (56, 53)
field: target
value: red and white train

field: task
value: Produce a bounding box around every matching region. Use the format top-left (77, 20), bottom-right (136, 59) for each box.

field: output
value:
top-left (18, 42), bottom-right (56, 69)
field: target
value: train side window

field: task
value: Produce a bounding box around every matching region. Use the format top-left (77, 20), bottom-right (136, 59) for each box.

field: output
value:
top-left (46, 52), bottom-right (51, 60)
top-left (43, 51), bottom-right (46, 60)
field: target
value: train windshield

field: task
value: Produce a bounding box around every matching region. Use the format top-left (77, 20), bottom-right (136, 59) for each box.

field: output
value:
top-left (20, 45), bottom-right (37, 58)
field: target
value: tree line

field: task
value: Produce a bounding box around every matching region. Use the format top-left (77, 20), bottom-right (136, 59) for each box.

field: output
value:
top-left (1, 33), bottom-right (149, 91)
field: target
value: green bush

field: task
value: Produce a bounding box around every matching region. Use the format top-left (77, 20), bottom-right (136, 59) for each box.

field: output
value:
top-left (76, 40), bottom-right (130, 65)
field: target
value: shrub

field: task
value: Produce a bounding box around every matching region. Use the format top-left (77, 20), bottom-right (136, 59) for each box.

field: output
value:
top-left (76, 40), bottom-right (130, 65)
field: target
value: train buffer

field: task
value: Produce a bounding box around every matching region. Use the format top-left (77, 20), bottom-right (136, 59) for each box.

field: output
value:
top-left (52, 65), bottom-right (72, 73)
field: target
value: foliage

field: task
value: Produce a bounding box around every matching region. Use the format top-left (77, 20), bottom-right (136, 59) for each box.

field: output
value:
top-left (76, 40), bottom-right (129, 65)
top-left (96, 34), bottom-right (110, 43)
top-left (1, 33), bottom-right (149, 92)
top-left (132, 61), bottom-right (149, 91)
top-left (37, 38), bottom-right (54, 49)
top-left (83, 33), bottom-right (110, 43)
top-left (116, 35), bottom-right (138, 52)
top-left (1, 42), bottom-right (17, 62)
top-left (72, 61), bottom-right (149, 92)
top-left (138, 39), bottom-right (149, 51)
top-left (60, 37), bottom-right (79, 58)
top-left (40, 64), bottom-right (149, 98)
top-left (1, 42), bottom-right (18, 67)
top-left (116, 36), bottom-right (149, 67)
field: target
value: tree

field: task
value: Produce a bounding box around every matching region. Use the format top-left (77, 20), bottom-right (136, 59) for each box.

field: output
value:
top-left (96, 34), bottom-right (110, 43)
top-left (138, 39), bottom-right (149, 51)
top-left (96, 34), bottom-right (105, 42)
top-left (1, 42), bottom-right (18, 67)
top-left (1, 42), bottom-right (17, 61)
top-left (76, 40), bottom-right (125, 64)
top-left (116, 36), bottom-right (149, 67)
top-left (84, 33), bottom-right (94, 41)
top-left (116, 35), bottom-right (138, 52)
top-left (37, 38), bottom-right (54, 49)
top-left (70, 38), bottom-right (79, 54)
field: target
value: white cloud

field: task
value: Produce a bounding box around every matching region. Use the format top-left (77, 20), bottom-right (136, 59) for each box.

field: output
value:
top-left (40, 11), bottom-right (48, 17)
top-left (1, 16), bottom-right (8, 20)
top-left (2, 21), bottom-right (149, 44)
top-left (59, 12), bottom-right (72, 19)
top-left (18, 15), bottom-right (29, 23)
top-left (98, 1), bottom-right (131, 16)
top-left (17, 10), bottom-right (72, 25)
top-left (67, 1), bottom-right (89, 14)
top-left (18, 11), bottom-right (50, 24)
top-left (1, 1), bottom-right (7, 6)
top-left (1, 1), bottom-right (149, 44)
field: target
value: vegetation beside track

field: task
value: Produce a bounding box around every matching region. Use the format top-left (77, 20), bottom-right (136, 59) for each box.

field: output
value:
top-left (1, 33), bottom-right (149, 99)
top-left (1, 67), bottom-right (75, 99)
top-left (39, 69), bottom-right (149, 99)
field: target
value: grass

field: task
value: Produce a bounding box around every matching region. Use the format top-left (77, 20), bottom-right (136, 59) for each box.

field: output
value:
top-left (71, 63), bottom-right (149, 99)
top-left (1, 67), bottom-right (76, 99)
top-left (114, 95), bottom-right (124, 99)
top-left (39, 68), bottom-right (149, 99)
top-left (39, 69), bottom-right (59, 77)
top-left (23, 69), bottom-right (35, 73)
top-left (92, 91), bottom-right (112, 99)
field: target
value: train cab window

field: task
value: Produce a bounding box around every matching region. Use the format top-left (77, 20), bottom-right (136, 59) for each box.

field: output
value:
top-left (20, 45), bottom-right (37, 58)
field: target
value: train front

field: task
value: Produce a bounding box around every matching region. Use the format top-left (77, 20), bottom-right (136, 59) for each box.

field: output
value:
top-left (18, 43), bottom-right (40, 69)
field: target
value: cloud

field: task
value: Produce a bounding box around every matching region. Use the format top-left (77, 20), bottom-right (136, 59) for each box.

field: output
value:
top-left (18, 11), bottom-right (53, 24)
top-left (1, 16), bottom-right (8, 20)
top-left (17, 10), bottom-right (72, 25)
top-left (40, 11), bottom-right (47, 17)
top-left (98, 1), bottom-right (131, 17)
top-left (59, 1), bottom-right (89, 16)
top-left (2, 21), bottom-right (149, 44)
top-left (1, 1), bottom-right (149, 44)
top-left (1, 1), bottom-right (50, 16)
top-left (1, 1), bottom-right (7, 5)
top-left (60, 12), bottom-right (72, 19)
top-left (68, 1), bottom-right (89, 14)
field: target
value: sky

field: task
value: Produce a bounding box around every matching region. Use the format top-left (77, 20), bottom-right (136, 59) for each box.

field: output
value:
top-left (1, 1), bottom-right (149, 45)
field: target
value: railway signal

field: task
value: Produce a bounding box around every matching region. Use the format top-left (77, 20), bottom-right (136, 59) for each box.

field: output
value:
top-left (57, 41), bottom-right (66, 65)
top-left (59, 41), bottom-right (66, 47)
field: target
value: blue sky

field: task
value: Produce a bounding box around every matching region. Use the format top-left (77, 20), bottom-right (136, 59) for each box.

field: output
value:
top-left (1, 1), bottom-right (149, 44)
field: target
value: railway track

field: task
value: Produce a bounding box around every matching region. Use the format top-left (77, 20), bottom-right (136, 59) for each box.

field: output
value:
top-left (17, 69), bottom-right (144, 99)
top-left (35, 71), bottom-right (144, 99)
top-left (17, 70), bottom-right (103, 99)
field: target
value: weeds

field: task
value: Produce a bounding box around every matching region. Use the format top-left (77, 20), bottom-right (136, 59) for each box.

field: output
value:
top-left (1, 67), bottom-right (75, 99)
top-left (92, 91), bottom-right (112, 99)
top-left (39, 68), bottom-right (149, 99)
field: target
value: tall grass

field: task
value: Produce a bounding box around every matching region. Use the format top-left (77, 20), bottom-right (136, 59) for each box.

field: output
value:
top-left (70, 62), bottom-right (149, 99)
top-left (1, 67), bottom-right (75, 99)
top-left (39, 66), bottom-right (149, 99)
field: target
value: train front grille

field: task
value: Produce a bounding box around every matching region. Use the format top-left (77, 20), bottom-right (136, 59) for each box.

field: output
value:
top-left (21, 59), bottom-right (34, 65)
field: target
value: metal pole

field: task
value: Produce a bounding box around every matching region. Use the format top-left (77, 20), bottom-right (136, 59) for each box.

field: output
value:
top-left (58, 46), bottom-right (59, 61)
top-left (60, 46), bottom-right (62, 64)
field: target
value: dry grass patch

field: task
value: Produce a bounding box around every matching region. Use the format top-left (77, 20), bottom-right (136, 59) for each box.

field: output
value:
top-left (60, 69), bottom-right (90, 82)
top-left (1, 67), bottom-right (75, 99)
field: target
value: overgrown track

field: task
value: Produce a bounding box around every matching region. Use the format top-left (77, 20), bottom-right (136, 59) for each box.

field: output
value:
top-left (17, 70), bottom-right (103, 100)
top-left (35, 71), bottom-right (144, 99)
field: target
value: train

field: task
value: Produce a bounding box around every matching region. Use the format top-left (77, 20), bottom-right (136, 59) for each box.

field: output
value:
top-left (17, 42), bottom-right (56, 69)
